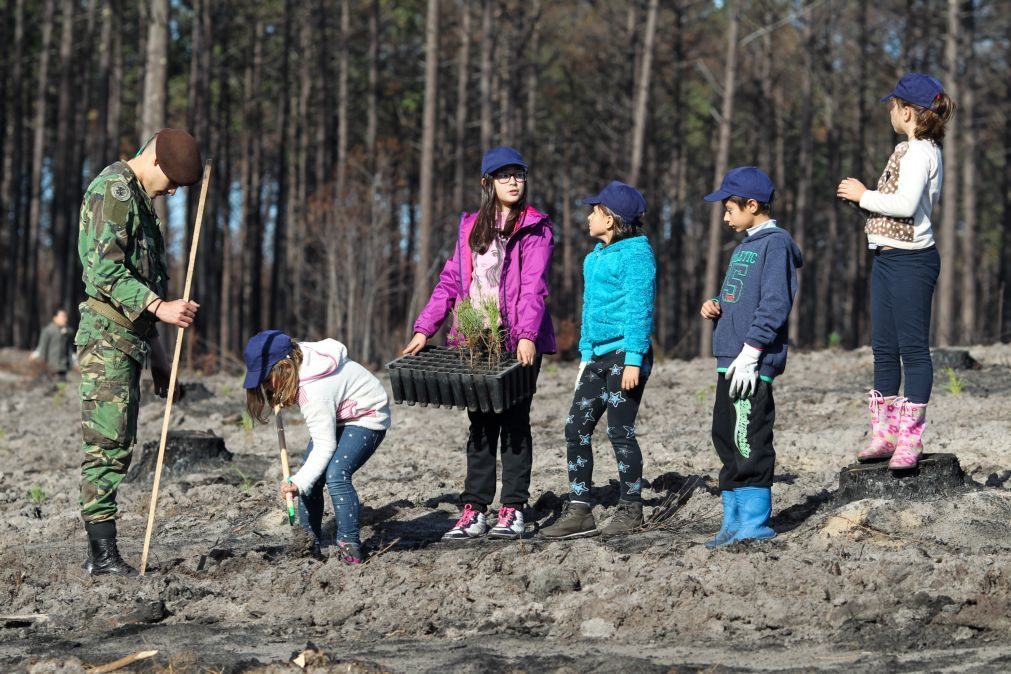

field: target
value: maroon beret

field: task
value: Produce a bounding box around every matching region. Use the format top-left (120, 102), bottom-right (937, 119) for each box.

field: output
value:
top-left (155, 128), bottom-right (202, 186)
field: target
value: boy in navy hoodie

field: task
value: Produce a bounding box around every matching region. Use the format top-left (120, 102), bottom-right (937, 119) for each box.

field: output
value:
top-left (699, 166), bottom-right (803, 546)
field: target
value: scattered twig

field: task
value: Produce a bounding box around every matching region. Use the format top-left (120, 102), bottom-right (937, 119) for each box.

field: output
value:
top-left (87, 650), bottom-right (158, 674)
top-left (359, 537), bottom-right (401, 569)
top-left (641, 475), bottom-right (707, 532)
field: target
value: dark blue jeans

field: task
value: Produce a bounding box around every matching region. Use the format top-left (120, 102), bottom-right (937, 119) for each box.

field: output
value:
top-left (870, 246), bottom-right (940, 404)
top-left (297, 426), bottom-right (385, 546)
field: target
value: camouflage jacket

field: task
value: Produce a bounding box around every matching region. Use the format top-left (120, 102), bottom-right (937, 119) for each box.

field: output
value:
top-left (76, 161), bottom-right (168, 361)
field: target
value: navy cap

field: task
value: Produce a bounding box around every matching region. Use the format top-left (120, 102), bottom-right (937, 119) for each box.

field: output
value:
top-left (703, 166), bottom-right (775, 203)
top-left (481, 146), bottom-right (528, 176)
top-left (243, 330), bottom-right (294, 389)
top-left (581, 180), bottom-right (648, 222)
top-left (880, 72), bottom-right (945, 109)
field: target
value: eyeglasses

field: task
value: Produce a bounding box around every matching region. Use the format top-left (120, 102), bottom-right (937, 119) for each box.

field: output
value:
top-left (492, 171), bottom-right (527, 184)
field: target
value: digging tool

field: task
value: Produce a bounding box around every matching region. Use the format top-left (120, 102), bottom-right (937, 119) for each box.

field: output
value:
top-left (138, 160), bottom-right (212, 576)
top-left (274, 404), bottom-right (297, 525)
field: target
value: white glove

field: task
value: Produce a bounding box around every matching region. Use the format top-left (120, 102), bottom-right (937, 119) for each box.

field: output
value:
top-left (725, 344), bottom-right (761, 399)
top-left (575, 362), bottom-right (588, 391)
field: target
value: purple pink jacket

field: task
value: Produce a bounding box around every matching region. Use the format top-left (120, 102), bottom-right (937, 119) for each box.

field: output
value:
top-left (413, 206), bottom-right (556, 354)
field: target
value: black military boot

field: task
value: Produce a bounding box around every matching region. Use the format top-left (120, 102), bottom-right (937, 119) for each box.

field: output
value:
top-left (84, 521), bottom-right (137, 576)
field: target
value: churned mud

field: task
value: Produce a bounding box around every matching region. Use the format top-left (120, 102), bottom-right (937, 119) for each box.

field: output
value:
top-left (2, 345), bottom-right (1011, 672)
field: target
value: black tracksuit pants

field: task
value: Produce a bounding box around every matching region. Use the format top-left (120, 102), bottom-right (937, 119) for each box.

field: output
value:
top-left (712, 374), bottom-right (776, 490)
top-left (460, 359), bottom-right (541, 510)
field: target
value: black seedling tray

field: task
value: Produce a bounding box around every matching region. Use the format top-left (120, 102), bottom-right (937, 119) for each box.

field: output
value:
top-left (386, 345), bottom-right (536, 414)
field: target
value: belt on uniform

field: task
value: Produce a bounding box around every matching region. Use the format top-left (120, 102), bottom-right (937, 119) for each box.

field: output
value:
top-left (85, 296), bottom-right (157, 337)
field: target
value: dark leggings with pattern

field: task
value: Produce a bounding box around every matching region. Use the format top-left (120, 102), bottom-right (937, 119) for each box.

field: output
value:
top-left (564, 349), bottom-right (651, 502)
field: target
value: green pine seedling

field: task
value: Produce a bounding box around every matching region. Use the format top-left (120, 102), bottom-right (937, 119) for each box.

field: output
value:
top-left (240, 410), bottom-right (254, 432)
top-left (944, 367), bottom-right (966, 397)
top-left (234, 467), bottom-right (253, 492)
top-left (29, 486), bottom-right (46, 505)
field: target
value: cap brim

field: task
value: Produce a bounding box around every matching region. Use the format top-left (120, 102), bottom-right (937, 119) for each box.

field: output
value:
top-left (580, 196), bottom-right (603, 206)
top-left (243, 369), bottom-right (264, 389)
top-left (703, 189), bottom-right (731, 202)
top-left (484, 161), bottom-right (529, 176)
top-left (879, 93), bottom-right (896, 103)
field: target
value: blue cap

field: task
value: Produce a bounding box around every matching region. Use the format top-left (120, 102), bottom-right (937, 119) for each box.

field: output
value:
top-left (481, 147), bottom-right (528, 176)
top-left (581, 181), bottom-right (648, 222)
top-left (243, 330), bottom-right (294, 389)
top-left (880, 72), bottom-right (945, 109)
top-left (703, 166), bottom-right (775, 203)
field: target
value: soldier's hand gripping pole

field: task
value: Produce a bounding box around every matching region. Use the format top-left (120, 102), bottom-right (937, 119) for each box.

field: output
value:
top-left (274, 405), bottom-right (297, 525)
top-left (139, 160), bottom-right (212, 576)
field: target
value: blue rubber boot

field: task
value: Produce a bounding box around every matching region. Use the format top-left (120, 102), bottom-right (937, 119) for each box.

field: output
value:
top-left (704, 490), bottom-right (738, 548)
top-left (730, 487), bottom-right (776, 542)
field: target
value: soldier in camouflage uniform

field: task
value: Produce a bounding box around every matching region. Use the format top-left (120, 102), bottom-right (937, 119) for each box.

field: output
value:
top-left (76, 128), bottom-right (202, 576)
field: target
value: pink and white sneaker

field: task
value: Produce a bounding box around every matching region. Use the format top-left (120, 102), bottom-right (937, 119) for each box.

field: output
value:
top-left (857, 390), bottom-right (900, 462)
top-left (488, 506), bottom-right (525, 540)
top-left (442, 504), bottom-right (488, 540)
top-left (336, 540), bottom-right (364, 565)
top-left (889, 399), bottom-right (927, 470)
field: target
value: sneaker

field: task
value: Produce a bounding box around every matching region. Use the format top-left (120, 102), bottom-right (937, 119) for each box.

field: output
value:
top-left (488, 506), bottom-right (525, 540)
top-left (539, 501), bottom-right (599, 540)
top-left (336, 540), bottom-right (364, 565)
top-left (600, 500), bottom-right (644, 538)
top-left (442, 504), bottom-right (488, 540)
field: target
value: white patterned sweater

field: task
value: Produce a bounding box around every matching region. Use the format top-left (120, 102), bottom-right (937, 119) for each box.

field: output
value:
top-left (288, 339), bottom-right (391, 494)
top-left (859, 139), bottom-right (943, 250)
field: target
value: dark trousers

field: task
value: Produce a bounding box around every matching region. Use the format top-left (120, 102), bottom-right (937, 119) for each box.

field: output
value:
top-left (871, 246), bottom-right (940, 404)
top-left (460, 358), bottom-right (541, 510)
top-left (564, 349), bottom-right (652, 502)
top-left (712, 375), bottom-right (776, 490)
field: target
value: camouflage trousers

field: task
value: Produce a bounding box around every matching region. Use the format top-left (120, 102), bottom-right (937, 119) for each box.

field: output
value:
top-left (78, 338), bottom-right (142, 524)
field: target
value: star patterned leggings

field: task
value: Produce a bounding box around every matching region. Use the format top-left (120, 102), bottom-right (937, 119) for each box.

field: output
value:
top-left (297, 426), bottom-right (386, 546)
top-left (564, 349), bottom-right (651, 503)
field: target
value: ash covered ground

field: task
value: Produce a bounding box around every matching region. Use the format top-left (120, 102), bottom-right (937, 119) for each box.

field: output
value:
top-left (3, 345), bottom-right (1011, 672)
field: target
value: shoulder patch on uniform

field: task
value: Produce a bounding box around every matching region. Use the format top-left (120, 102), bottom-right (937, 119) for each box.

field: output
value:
top-left (110, 181), bottom-right (131, 202)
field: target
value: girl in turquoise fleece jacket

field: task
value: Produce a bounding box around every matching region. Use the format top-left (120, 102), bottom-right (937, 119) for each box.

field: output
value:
top-left (541, 181), bottom-right (656, 541)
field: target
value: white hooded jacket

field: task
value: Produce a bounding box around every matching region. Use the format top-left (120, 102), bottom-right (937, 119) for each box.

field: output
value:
top-left (289, 339), bottom-right (391, 494)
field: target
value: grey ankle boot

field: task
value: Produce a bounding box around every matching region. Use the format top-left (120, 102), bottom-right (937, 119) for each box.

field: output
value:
top-left (540, 502), bottom-right (599, 539)
top-left (600, 500), bottom-right (644, 538)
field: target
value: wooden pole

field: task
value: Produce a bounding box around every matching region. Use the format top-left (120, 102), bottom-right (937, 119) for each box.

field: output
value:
top-left (139, 160), bottom-right (212, 576)
top-left (274, 404), bottom-right (297, 525)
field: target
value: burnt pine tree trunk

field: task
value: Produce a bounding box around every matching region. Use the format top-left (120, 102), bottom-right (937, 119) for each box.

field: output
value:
top-left (336, 0), bottom-right (349, 197)
top-left (141, 0), bottom-right (169, 247)
top-left (453, 1), bottom-right (471, 218)
top-left (700, 2), bottom-right (738, 358)
top-left (21, 0), bottom-right (57, 347)
top-left (413, 0), bottom-right (440, 314)
top-left (628, 0), bottom-right (658, 186)
top-left (959, 0), bottom-right (976, 342)
top-left (480, 0), bottom-right (493, 150)
top-left (936, 0), bottom-right (960, 345)
top-left (1, 0), bottom-right (25, 345)
top-left (50, 0), bottom-right (74, 313)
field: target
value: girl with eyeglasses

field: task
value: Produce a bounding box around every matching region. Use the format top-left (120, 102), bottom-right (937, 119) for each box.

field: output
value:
top-left (403, 146), bottom-right (555, 541)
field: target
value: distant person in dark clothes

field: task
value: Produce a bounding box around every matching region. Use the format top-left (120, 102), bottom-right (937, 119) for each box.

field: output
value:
top-left (30, 308), bottom-right (75, 380)
top-left (700, 166), bottom-right (803, 547)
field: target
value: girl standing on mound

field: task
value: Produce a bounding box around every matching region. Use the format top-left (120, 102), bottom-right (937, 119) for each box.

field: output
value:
top-left (243, 330), bottom-right (390, 564)
top-left (540, 181), bottom-right (655, 540)
top-left (837, 73), bottom-right (954, 470)
top-left (403, 146), bottom-right (555, 541)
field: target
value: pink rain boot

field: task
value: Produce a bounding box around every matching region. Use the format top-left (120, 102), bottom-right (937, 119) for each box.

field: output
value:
top-left (857, 390), bottom-right (900, 462)
top-left (888, 399), bottom-right (927, 470)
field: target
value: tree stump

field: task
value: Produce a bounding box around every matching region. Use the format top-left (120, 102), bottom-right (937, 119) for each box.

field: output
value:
top-left (931, 349), bottom-right (979, 370)
top-left (127, 430), bottom-right (232, 481)
top-left (837, 453), bottom-right (968, 504)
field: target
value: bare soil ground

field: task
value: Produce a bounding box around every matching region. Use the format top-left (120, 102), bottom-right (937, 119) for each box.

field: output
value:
top-left (2, 344), bottom-right (1011, 672)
